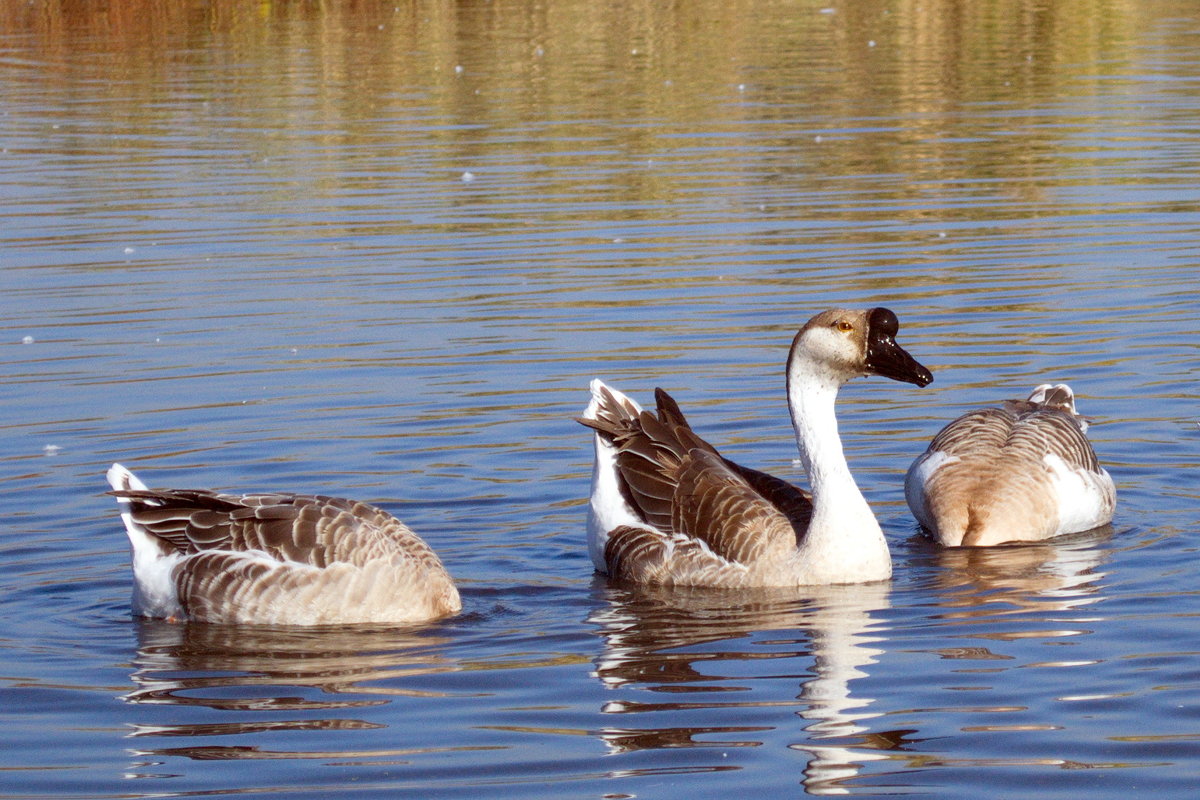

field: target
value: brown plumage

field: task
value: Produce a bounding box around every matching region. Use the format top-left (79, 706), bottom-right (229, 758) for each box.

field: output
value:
top-left (108, 464), bottom-right (461, 625)
top-left (905, 384), bottom-right (1115, 546)
top-left (580, 307), bottom-right (933, 587)
top-left (580, 386), bottom-right (809, 585)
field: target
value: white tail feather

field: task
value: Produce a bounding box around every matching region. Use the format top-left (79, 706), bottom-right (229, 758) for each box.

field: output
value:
top-left (106, 463), bottom-right (183, 619)
top-left (582, 380), bottom-right (649, 573)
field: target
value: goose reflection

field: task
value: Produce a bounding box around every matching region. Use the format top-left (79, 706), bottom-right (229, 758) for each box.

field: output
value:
top-left (588, 582), bottom-right (906, 794)
top-left (913, 531), bottom-right (1111, 665)
top-left (122, 619), bottom-right (457, 766)
top-left (788, 584), bottom-right (904, 795)
top-left (924, 532), bottom-right (1109, 616)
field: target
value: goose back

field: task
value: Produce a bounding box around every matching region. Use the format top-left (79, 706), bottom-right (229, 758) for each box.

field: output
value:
top-left (579, 382), bottom-right (811, 586)
top-left (905, 385), bottom-right (1115, 546)
top-left (108, 464), bottom-right (461, 625)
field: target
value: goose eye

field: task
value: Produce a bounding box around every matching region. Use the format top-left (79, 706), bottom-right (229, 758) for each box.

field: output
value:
top-left (836, 320), bottom-right (854, 332)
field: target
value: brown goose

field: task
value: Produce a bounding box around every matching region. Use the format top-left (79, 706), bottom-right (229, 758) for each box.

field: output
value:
top-left (106, 463), bottom-right (461, 625)
top-left (905, 383), bottom-right (1116, 546)
top-left (579, 307), bottom-right (932, 587)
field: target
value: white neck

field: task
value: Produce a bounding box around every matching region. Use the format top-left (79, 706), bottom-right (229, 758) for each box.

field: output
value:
top-left (786, 356), bottom-right (890, 580)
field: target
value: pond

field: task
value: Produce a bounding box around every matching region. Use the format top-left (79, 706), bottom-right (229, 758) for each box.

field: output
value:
top-left (1, 1), bottom-right (1198, 797)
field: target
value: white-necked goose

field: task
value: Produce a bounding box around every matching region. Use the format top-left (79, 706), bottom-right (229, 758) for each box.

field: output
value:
top-left (579, 307), bottom-right (933, 587)
top-left (905, 383), bottom-right (1116, 546)
top-left (106, 463), bottom-right (461, 625)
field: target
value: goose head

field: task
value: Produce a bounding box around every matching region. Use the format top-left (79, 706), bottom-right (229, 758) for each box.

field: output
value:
top-left (1024, 382), bottom-right (1089, 431)
top-left (788, 307), bottom-right (933, 389)
top-left (1027, 383), bottom-right (1077, 414)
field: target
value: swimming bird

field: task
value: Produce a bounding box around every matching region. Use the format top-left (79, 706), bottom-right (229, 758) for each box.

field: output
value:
top-left (106, 463), bottom-right (461, 625)
top-left (905, 383), bottom-right (1115, 546)
top-left (579, 307), bottom-right (933, 587)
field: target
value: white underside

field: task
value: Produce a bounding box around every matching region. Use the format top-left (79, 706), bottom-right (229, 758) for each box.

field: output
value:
top-left (1044, 453), bottom-right (1115, 535)
top-left (788, 514), bottom-right (892, 584)
top-left (903, 450), bottom-right (958, 531)
top-left (582, 380), bottom-right (649, 573)
top-left (107, 463), bottom-right (186, 619)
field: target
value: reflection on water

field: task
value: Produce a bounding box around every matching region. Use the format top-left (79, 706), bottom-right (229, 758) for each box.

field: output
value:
top-left (869, 534), bottom-right (1131, 783)
top-left (587, 535), bottom-right (1119, 794)
top-left (902, 533), bottom-right (1111, 678)
top-left (123, 620), bottom-right (469, 767)
top-left (589, 583), bottom-right (904, 794)
top-left (927, 533), bottom-right (1110, 618)
top-left (2, 0), bottom-right (1200, 796)
top-left (789, 586), bottom-right (895, 796)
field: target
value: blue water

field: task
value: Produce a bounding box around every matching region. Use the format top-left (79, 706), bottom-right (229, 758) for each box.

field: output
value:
top-left (2, 1), bottom-right (1199, 797)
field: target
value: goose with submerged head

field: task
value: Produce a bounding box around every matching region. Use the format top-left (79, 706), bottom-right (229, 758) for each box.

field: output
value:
top-left (905, 382), bottom-right (1116, 547)
top-left (579, 307), bottom-right (933, 588)
top-left (106, 463), bottom-right (461, 625)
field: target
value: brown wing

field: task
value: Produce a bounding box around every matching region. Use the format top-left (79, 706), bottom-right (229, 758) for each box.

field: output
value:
top-left (674, 449), bottom-right (803, 563)
top-left (655, 387), bottom-right (813, 537)
top-left (109, 488), bottom-right (245, 553)
top-left (109, 488), bottom-right (438, 569)
top-left (580, 387), bottom-right (809, 564)
top-left (926, 407), bottom-right (1017, 455)
top-left (928, 405), bottom-right (1098, 472)
top-left (723, 462), bottom-right (813, 539)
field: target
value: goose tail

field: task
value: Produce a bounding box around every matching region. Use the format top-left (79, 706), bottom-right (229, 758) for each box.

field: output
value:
top-left (1028, 383), bottom-right (1078, 414)
top-left (1027, 383), bottom-right (1089, 432)
top-left (106, 463), bottom-right (152, 539)
top-left (578, 380), bottom-right (647, 573)
top-left (107, 462), bottom-right (149, 495)
top-left (106, 463), bottom-right (184, 619)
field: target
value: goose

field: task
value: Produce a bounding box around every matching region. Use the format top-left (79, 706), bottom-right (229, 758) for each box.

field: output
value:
top-left (905, 383), bottom-right (1116, 546)
top-left (578, 307), bottom-right (933, 587)
top-left (106, 463), bottom-right (461, 625)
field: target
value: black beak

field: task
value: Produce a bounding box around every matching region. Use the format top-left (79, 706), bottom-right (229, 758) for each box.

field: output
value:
top-left (864, 307), bottom-right (933, 387)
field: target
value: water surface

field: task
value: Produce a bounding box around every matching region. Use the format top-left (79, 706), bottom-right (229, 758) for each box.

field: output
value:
top-left (2, 1), bottom-right (1199, 797)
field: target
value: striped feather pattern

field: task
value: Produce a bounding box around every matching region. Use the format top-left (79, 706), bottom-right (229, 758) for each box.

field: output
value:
top-left (579, 307), bottom-right (932, 588)
top-left (580, 384), bottom-right (809, 586)
top-left (108, 464), bottom-right (461, 625)
top-left (906, 384), bottom-right (1116, 546)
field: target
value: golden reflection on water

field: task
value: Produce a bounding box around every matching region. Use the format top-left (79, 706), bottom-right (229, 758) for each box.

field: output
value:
top-left (4, 0), bottom-right (1193, 233)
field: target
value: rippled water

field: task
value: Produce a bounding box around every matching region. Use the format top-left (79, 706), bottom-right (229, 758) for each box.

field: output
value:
top-left (2, 1), bottom-right (1199, 797)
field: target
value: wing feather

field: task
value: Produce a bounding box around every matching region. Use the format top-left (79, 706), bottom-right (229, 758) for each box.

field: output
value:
top-left (581, 386), bottom-right (811, 574)
top-left (672, 449), bottom-right (795, 564)
top-left (911, 390), bottom-right (1112, 545)
top-left (109, 487), bottom-right (439, 570)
